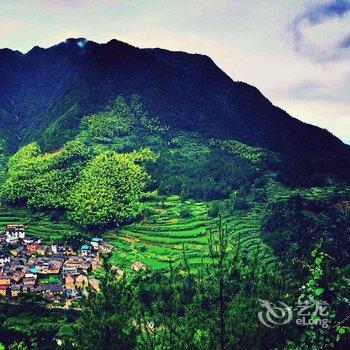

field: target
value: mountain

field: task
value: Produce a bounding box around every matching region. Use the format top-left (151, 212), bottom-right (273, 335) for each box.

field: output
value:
top-left (0, 38), bottom-right (349, 163)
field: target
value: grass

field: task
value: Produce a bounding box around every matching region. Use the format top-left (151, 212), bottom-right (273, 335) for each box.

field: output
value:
top-left (106, 196), bottom-right (215, 270)
top-left (38, 275), bottom-right (62, 284)
top-left (106, 195), bottom-right (277, 271)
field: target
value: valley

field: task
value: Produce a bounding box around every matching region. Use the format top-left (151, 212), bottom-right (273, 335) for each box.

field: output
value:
top-left (0, 37), bottom-right (348, 350)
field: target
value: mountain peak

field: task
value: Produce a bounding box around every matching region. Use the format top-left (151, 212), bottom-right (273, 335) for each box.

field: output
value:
top-left (0, 38), bottom-right (348, 164)
top-left (64, 37), bottom-right (89, 49)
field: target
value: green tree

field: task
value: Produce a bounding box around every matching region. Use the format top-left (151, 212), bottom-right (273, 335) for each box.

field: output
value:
top-left (72, 266), bottom-right (139, 349)
top-left (68, 150), bottom-right (155, 227)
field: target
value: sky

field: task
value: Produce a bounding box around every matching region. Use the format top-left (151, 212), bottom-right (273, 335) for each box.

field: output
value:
top-left (0, 0), bottom-right (349, 143)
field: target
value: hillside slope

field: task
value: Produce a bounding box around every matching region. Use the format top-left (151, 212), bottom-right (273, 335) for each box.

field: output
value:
top-left (0, 38), bottom-right (348, 163)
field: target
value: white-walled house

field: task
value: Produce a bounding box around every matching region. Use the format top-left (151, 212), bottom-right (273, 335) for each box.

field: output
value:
top-left (5, 225), bottom-right (26, 243)
top-left (0, 253), bottom-right (10, 267)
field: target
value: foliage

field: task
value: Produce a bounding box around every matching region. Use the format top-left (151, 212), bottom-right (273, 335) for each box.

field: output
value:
top-left (262, 194), bottom-right (350, 276)
top-left (208, 202), bottom-right (221, 217)
top-left (0, 141), bottom-right (90, 208)
top-left (288, 244), bottom-right (350, 349)
top-left (68, 219), bottom-right (291, 350)
top-left (71, 267), bottom-right (139, 349)
top-left (0, 128), bottom-right (155, 227)
top-left (209, 138), bottom-right (272, 165)
top-left (68, 150), bottom-right (156, 227)
top-left (81, 96), bottom-right (136, 142)
top-left (152, 146), bottom-right (259, 200)
top-left (179, 205), bottom-right (192, 218)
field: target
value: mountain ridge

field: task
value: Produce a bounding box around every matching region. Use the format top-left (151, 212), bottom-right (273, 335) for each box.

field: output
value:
top-left (0, 37), bottom-right (348, 163)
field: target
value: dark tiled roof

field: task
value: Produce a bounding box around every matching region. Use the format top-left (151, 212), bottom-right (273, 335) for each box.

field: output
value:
top-left (43, 283), bottom-right (64, 293)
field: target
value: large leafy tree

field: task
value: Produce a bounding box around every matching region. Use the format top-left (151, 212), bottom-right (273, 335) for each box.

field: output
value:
top-left (0, 140), bottom-right (90, 208)
top-left (68, 149), bottom-right (156, 227)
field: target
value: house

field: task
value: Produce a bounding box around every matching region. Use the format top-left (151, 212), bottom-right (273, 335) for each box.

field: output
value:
top-left (27, 242), bottom-right (39, 254)
top-left (47, 260), bottom-right (63, 274)
top-left (91, 238), bottom-right (103, 250)
top-left (43, 283), bottom-right (64, 297)
top-left (0, 253), bottom-right (10, 267)
top-left (132, 261), bottom-right (147, 272)
top-left (65, 274), bottom-right (75, 290)
top-left (81, 244), bottom-right (91, 257)
top-left (61, 245), bottom-right (74, 255)
top-left (75, 274), bottom-right (88, 289)
top-left (0, 275), bottom-right (11, 286)
top-left (29, 266), bottom-right (38, 274)
top-left (65, 288), bottom-right (77, 299)
top-left (89, 278), bottom-right (100, 292)
top-left (23, 276), bottom-right (36, 286)
top-left (35, 259), bottom-right (50, 274)
top-left (51, 243), bottom-right (64, 254)
top-left (98, 242), bottom-right (114, 254)
top-left (34, 285), bottom-right (44, 294)
top-left (64, 258), bottom-right (90, 273)
top-left (22, 285), bottom-right (35, 293)
top-left (0, 285), bottom-right (7, 296)
top-left (11, 270), bottom-right (26, 283)
top-left (111, 265), bottom-right (124, 277)
top-left (10, 246), bottom-right (25, 257)
top-left (36, 245), bottom-right (49, 256)
top-left (91, 253), bottom-right (101, 270)
top-left (9, 284), bottom-right (21, 297)
top-left (5, 224), bottom-right (25, 243)
top-left (62, 265), bottom-right (77, 275)
top-left (23, 236), bottom-right (40, 245)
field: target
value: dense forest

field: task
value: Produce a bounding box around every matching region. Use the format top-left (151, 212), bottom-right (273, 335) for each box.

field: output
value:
top-left (0, 96), bottom-right (349, 349)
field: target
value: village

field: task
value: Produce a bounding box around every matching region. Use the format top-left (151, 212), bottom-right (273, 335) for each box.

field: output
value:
top-left (0, 224), bottom-right (147, 304)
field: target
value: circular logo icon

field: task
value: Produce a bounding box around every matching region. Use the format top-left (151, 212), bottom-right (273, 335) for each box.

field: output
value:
top-left (258, 299), bottom-right (293, 328)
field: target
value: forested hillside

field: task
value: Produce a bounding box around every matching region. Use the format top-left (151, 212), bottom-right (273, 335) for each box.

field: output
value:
top-left (0, 39), bottom-right (349, 167)
top-left (0, 39), bottom-right (349, 349)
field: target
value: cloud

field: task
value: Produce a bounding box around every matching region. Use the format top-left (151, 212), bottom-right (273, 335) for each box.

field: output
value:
top-left (304, 0), bottom-right (350, 24)
top-left (292, 0), bottom-right (350, 61)
top-left (339, 34), bottom-right (350, 48)
top-left (282, 73), bottom-right (350, 102)
top-left (284, 80), bottom-right (330, 101)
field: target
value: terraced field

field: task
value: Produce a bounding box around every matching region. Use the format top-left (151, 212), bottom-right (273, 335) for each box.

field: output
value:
top-left (107, 196), bottom-right (213, 269)
top-left (0, 206), bottom-right (76, 243)
top-left (107, 196), bottom-right (277, 271)
top-left (265, 172), bottom-right (348, 203)
top-left (107, 179), bottom-right (343, 271)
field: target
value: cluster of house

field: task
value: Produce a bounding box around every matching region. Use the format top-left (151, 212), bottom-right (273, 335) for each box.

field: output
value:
top-left (0, 224), bottom-right (116, 302)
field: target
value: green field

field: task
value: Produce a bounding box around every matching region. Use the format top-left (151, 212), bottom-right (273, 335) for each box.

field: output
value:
top-left (107, 195), bottom-right (277, 271)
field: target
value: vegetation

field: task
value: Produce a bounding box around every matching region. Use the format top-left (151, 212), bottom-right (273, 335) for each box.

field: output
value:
top-left (68, 149), bottom-right (156, 227)
top-left (0, 121), bottom-right (156, 228)
top-left (262, 193), bottom-right (350, 278)
top-left (40, 218), bottom-right (348, 350)
top-left (0, 97), bottom-right (349, 349)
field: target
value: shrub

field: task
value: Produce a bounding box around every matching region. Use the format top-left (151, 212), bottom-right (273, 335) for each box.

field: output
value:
top-left (180, 206), bottom-right (192, 218)
top-left (208, 202), bottom-right (220, 217)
